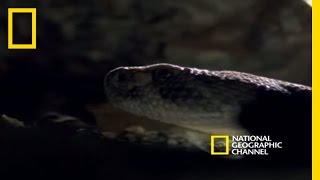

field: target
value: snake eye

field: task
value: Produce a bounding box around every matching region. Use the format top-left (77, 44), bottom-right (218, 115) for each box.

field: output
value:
top-left (153, 68), bottom-right (173, 82)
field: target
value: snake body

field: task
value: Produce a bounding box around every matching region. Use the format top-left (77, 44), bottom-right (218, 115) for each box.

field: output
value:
top-left (104, 63), bottom-right (311, 162)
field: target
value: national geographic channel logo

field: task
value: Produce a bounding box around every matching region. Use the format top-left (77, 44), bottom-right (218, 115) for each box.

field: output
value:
top-left (210, 135), bottom-right (283, 155)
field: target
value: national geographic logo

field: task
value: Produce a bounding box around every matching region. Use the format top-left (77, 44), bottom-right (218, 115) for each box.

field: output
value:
top-left (210, 135), bottom-right (283, 156)
top-left (210, 135), bottom-right (230, 155)
top-left (8, 8), bottom-right (37, 49)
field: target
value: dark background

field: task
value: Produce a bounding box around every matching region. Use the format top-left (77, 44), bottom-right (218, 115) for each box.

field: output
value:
top-left (0, 0), bottom-right (312, 179)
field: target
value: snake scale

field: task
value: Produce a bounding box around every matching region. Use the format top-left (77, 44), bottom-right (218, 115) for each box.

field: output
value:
top-left (104, 63), bottom-right (311, 163)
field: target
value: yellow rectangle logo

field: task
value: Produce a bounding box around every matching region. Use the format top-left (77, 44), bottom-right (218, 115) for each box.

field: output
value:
top-left (8, 8), bottom-right (36, 49)
top-left (211, 135), bottom-right (229, 155)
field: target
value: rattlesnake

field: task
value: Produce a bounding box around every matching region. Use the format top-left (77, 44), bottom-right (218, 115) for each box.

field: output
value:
top-left (104, 63), bottom-right (311, 159)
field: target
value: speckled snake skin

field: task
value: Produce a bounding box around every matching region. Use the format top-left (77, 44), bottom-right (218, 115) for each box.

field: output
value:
top-left (104, 63), bottom-right (310, 134)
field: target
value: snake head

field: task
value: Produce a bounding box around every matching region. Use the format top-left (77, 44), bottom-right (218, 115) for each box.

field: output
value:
top-left (104, 64), bottom-right (204, 118)
top-left (104, 63), bottom-right (186, 101)
top-left (104, 63), bottom-right (252, 133)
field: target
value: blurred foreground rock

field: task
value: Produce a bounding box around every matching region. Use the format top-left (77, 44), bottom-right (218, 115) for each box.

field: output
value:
top-left (0, 116), bottom-right (311, 180)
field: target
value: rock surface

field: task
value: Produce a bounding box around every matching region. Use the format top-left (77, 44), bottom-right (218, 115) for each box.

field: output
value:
top-left (0, 0), bottom-right (312, 179)
top-left (0, 0), bottom-right (311, 131)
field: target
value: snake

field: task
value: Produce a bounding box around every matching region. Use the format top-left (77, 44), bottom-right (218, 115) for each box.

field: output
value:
top-left (103, 63), bottom-right (311, 159)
